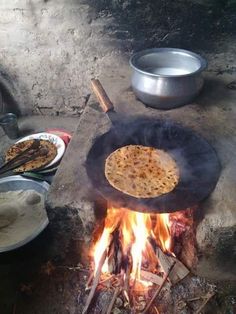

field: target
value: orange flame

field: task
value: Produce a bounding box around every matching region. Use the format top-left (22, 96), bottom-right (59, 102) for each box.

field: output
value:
top-left (93, 207), bottom-right (173, 283)
top-left (153, 213), bottom-right (172, 252)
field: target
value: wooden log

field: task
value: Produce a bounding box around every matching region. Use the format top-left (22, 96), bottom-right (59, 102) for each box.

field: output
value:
top-left (140, 270), bottom-right (163, 286)
top-left (142, 261), bottom-right (176, 314)
top-left (156, 247), bottom-right (189, 284)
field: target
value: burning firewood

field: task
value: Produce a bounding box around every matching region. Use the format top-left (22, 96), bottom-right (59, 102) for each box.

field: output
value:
top-left (123, 259), bottom-right (132, 303)
top-left (107, 228), bottom-right (122, 274)
top-left (85, 205), bottom-right (192, 313)
top-left (142, 261), bottom-right (176, 314)
top-left (148, 237), bottom-right (189, 284)
top-left (156, 247), bottom-right (189, 284)
top-left (140, 270), bottom-right (163, 286)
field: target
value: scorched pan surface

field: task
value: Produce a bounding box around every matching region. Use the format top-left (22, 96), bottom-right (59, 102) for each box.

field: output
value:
top-left (86, 118), bottom-right (221, 213)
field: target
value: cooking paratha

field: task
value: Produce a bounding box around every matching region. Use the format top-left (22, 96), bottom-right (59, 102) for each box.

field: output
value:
top-left (105, 145), bottom-right (179, 198)
top-left (5, 139), bottom-right (57, 172)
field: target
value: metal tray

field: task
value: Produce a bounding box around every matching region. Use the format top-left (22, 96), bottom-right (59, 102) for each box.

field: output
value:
top-left (0, 175), bottom-right (49, 253)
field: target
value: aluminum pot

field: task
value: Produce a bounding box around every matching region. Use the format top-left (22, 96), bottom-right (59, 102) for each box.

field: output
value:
top-left (129, 48), bottom-right (207, 109)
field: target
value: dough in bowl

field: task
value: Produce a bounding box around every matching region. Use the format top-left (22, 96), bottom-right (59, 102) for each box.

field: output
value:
top-left (0, 204), bottom-right (18, 228)
top-left (0, 190), bottom-right (47, 250)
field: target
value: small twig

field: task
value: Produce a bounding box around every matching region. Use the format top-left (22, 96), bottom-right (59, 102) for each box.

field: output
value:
top-left (154, 306), bottom-right (160, 314)
top-left (194, 292), bottom-right (215, 314)
top-left (82, 250), bottom-right (107, 314)
top-left (87, 274), bottom-right (115, 290)
top-left (186, 296), bottom-right (202, 302)
top-left (77, 291), bottom-right (81, 304)
top-left (161, 33), bottom-right (170, 41)
top-left (142, 261), bottom-right (176, 314)
top-left (85, 272), bottom-right (94, 290)
top-left (106, 286), bottom-right (121, 314)
top-left (99, 274), bottom-right (114, 286)
top-left (124, 261), bottom-right (131, 303)
top-left (36, 106), bottom-right (43, 115)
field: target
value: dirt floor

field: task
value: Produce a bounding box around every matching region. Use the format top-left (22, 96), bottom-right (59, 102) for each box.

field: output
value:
top-left (0, 0), bottom-right (236, 313)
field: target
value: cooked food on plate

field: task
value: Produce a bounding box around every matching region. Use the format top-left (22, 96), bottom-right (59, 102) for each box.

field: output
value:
top-left (5, 139), bottom-right (57, 172)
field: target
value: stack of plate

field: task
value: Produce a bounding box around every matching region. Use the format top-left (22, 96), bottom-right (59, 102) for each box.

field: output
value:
top-left (15, 132), bottom-right (66, 175)
top-left (0, 133), bottom-right (67, 252)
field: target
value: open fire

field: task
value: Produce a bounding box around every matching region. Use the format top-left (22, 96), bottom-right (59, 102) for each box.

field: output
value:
top-left (93, 207), bottom-right (173, 284)
top-left (83, 207), bottom-right (194, 313)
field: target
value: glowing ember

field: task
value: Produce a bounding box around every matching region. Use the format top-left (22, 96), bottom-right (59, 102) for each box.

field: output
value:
top-left (92, 207), bottom-right (173, 286)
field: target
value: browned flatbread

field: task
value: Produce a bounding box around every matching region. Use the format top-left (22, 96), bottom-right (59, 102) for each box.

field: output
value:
top-left (5, 139), bottom-right (57, 172)
top-left (105, 145), bottom-right (179, 198)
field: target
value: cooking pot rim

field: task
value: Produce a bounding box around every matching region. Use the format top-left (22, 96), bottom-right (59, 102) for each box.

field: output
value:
top-left (129, 47), bottom-right (207, 78)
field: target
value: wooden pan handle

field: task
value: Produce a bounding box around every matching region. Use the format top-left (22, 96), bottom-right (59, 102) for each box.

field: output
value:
top-left (91, 78), bottom-right (114, 113)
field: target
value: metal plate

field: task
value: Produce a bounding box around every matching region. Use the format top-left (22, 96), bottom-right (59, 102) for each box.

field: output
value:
top-left (0, 175), bottom-right (49, 253)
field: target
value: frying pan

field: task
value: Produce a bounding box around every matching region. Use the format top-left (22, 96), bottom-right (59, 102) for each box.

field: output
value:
top-left (86, 79), bottom-right (221, 213)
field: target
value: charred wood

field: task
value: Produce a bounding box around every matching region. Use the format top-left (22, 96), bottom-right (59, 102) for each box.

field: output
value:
top-left (148, 237), bottom-right (189, 284)
top-left (106, 286), bottom-right (121, 314)
top-left (140, 270), bottom-right (163, 286)
top-left (142, 261), bottom-right (176, 314)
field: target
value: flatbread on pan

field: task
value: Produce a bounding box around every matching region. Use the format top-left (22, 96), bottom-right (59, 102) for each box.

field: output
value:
top-left (5, 139), bottom-right (57, 172)
top-left (105, 145), bottom-right (180, 198)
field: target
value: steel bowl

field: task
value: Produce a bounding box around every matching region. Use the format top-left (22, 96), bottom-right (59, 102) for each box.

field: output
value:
top-left (129, 48), bottom-right (207, 109)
